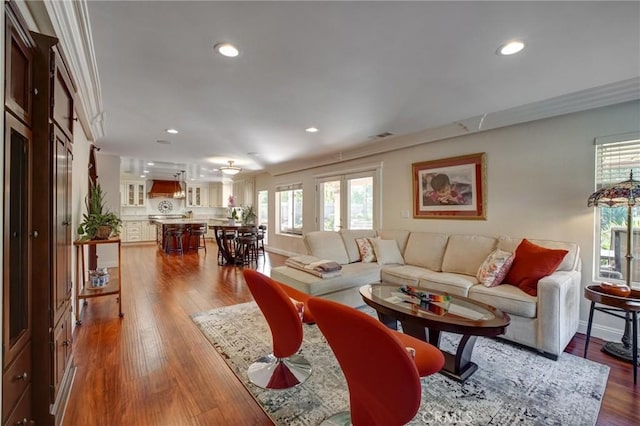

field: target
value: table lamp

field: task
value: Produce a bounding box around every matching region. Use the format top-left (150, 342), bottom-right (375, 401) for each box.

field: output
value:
top-left (587, 170), bottom-right (640, 362)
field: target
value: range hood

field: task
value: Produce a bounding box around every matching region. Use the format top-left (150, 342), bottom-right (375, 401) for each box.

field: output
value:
top-left (148, 180), bottom-right (185, 198)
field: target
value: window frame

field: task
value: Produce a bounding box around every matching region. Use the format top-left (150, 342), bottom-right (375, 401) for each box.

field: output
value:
top-left (315, 165), bottom-right (381, 231)
top-left (593, 131), bottom-right (640, 288)
top-left (275, 183), bottom-right (303, 236)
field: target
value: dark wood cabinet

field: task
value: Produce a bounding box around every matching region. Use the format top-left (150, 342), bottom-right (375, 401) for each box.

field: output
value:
top-left (29, 23), bottom-right (76, 426)
top-left (2, 3), bottom-right (34, 424)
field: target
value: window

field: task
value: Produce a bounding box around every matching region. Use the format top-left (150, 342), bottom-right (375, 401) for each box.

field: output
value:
top-left (317, 169), bottom-right (378, 231)
top-left (276, 183), bottom-right (303, 235)
top-left (257, 190), bottom-right (268, 244)
top-left (594, 132), bottom-right (640, 287)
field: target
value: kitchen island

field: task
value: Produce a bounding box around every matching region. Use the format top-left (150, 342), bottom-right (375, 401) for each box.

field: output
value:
top-left (152, 218), bottom-right (209, 254)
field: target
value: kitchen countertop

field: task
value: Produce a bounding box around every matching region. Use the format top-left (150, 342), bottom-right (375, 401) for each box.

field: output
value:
top-left (151, 218), bottom-right (209, 225)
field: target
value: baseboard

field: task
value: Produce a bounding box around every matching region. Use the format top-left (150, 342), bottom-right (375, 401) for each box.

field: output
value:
top-left (264, 246), bottom-right (300, 258)
top-left (577, 319), bottom-right (624, 342)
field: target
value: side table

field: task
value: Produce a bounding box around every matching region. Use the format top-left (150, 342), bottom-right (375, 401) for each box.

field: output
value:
top-left (74, 237), bottom-right (124, 324)
top-left (584, 285), bottom-right (640, 384)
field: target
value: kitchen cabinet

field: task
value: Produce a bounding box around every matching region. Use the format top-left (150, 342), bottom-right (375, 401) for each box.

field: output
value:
top-left (187, 184), bottom-right (208, 207)
top-left (143, 221), bottom-right (157, 241)
top-left (209, 182), bottom-right (222, 207)
top-left (74, 238), bottom-right (123, 324)
top-left (123, 221), bottom-right (142, 242)
top-left (121, 181), bottom-right (146, 207)
top-left (3, 5), bottom-right (34, 424)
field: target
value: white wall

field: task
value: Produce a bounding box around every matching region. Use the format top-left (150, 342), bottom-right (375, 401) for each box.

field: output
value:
top-left (96, 153), bottom-right (121, 267)
top-left (256, 100), bottom-right (640, 341)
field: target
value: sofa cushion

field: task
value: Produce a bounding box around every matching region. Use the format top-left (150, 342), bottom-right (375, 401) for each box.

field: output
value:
top-left (377, 229), bottom-right (411, 254)
top-left (503, 239), bottom-right (568, 297)
top-left (403, 232), bottom-right (449, 272)
top-left (417, 271), bottom-right (478, 297)
top-left (380, 265), bottom-right (428, 286)
top-left (271, 262), bottom-right (381, 296)
top-left (441, 235), bottom-right (497, 276)
top-left (468, 284), bottom-right (537, 318)
top-left (498, 236), bottom-right (579, 272)
top-left (355, 237), bottom-right (376, 263)
top-left (476, 249), bottom-right (515, 287)
top-left (370, 238), bottom-right (405, 265)
top-left (340, 229), bottom-right (378, 263)
top-left (304, 231), bottom-right (350, 265)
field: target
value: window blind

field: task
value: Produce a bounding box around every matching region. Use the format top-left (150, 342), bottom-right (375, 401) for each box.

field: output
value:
top-left (276, 182), bottom-right (303, 192)
top-left (595, 132), bottom-right (640, 187)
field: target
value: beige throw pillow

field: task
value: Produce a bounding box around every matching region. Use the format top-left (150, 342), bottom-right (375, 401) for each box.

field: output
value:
top-left (355, 237), bottom-right (376, 263)
top-left (476, 249), bottom-right (514, 287)
top-left (370, 238), bottom-right (405, 265)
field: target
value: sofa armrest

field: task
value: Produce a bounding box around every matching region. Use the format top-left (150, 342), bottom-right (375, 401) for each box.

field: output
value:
top-left (536, 270), bottom-right (581, 356)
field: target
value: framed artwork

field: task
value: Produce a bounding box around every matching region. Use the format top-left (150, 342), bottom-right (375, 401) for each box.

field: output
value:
top-left (412, 153), bottom-right (486, 219)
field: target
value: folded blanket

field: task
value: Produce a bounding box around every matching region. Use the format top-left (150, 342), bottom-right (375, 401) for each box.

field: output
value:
top-left (285, 255), bottom-right (342, 278)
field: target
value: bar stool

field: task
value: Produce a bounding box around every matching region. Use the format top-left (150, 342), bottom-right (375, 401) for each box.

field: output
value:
top-left (165, 224), bottom-right (186, 255)
top-left (188, 224), bottom-right (207, 253)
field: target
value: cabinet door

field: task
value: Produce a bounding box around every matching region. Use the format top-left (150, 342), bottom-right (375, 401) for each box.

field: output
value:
top-left (53, 126), bottom-right (72, 324)
top-left (5, 9), bottom-right (33, 125)
top-left (136, 183), bottom-right (146, 206)
top-left (3, 113), bottom-right (32, 369)
top-left (52, 303), bottom-right (72, 400)
top-left (52, 53), bottom-right (74, 139)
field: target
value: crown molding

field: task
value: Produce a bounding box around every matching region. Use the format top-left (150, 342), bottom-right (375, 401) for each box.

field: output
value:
top-left (269, 78), bottom-right (640, 176)
top-left (43, 0), bottom-right (104, 141)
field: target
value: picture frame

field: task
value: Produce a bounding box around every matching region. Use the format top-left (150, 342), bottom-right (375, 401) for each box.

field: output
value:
top-left (412, 153), bottom-right (486, 219)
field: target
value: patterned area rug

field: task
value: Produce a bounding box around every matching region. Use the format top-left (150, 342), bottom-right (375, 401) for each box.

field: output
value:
top-left (191, 302), bottom-right (608, 426)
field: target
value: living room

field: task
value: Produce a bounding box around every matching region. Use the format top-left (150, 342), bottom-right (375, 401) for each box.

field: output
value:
top-left (2, 1), bottom-right (640, 425)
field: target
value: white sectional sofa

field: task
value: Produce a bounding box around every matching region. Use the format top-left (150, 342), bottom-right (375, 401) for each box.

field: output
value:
top-left (270, 229), bottom-right (581, 359)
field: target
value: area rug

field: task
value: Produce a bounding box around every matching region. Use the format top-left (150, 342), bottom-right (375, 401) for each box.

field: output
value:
top-left (191, 302), bottom-right (609, 425)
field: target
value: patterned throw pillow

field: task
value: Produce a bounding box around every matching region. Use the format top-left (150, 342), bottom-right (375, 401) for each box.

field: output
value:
top-left (355, 237), bottom-right (376, 263)
top-left (476, 249), bottom-right (514, 287)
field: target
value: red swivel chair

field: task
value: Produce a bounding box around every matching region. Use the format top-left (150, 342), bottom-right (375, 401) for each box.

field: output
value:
top-left (307, 297), bottom-right (445, 426)
top-left (243, 270), bottom-right (312, 389)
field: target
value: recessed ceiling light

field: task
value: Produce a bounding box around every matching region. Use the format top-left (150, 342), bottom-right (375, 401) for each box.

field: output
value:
top-left (140, 175), bottom-right (145, 178)
top-left (306, 127), bottom-right (319, 133)
top-left (214, 43), bottom-right (240, 58)
top-left (143, 170), bottom-right (149, 173)
top-left (497, 40), bottom-right (525, 56)
top-left (166, 128), bottom-right (179, 134)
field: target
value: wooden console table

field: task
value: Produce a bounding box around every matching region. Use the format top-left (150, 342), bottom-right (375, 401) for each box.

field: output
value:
top-left (74, 237), bottom-right (123, 324)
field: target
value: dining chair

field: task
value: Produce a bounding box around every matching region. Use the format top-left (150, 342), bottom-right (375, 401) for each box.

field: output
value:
top-left (243, 270), bottom-right (312, 389)
top-left (307, 297), bottom-right (444, 426)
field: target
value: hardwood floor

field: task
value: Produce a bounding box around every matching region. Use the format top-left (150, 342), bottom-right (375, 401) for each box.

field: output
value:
top-left (64, 243), bottom-right (638, 425)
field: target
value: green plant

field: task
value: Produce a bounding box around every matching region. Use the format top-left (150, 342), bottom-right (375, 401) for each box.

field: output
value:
top-left (242, 205), bottom-right (257, 224)
top-left (77, 182), bottom-right (122, 240)
top-left (229, 207), bottom-right (239, 220)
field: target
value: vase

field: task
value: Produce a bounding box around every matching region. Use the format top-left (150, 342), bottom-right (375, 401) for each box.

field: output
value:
top-left (94, 225), bottom-right (112, 240)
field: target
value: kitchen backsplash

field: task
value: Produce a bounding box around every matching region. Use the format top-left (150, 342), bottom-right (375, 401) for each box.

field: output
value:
top-left (121, 197), bottom-right (228, 218)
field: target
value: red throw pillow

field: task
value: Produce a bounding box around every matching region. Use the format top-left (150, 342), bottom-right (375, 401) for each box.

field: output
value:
top-left (503, 239), bottom-right (568, 296)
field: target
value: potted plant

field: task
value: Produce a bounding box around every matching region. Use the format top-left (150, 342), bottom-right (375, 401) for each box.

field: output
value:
top-left (77, 182), bottom-right (122, 240)
top-left (241, 205), bottom-right (257, 225)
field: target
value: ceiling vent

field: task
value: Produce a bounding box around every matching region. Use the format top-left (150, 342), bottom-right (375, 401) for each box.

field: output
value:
top-left (374, 132), bottom-right (394, 139)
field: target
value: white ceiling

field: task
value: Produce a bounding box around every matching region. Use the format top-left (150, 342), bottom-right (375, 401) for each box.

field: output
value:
top-left (86, 1), bottom-right (640, 182)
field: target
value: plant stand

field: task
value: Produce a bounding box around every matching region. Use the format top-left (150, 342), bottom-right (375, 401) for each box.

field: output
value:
top-left (74, 237), bottom-right (123, 325)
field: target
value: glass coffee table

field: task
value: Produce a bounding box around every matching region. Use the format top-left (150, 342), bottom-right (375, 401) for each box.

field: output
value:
top-left (360, 283), bottom-right (510, 382)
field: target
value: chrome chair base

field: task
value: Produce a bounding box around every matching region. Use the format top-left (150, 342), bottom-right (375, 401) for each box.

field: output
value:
top-left (320, 411), bottom-right (352, 426)
top-left (247, 353), bottom-right (311, 389)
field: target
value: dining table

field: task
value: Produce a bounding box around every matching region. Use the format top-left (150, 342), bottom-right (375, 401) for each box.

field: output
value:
top-left (210, 225), bottom-right (257, 265)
